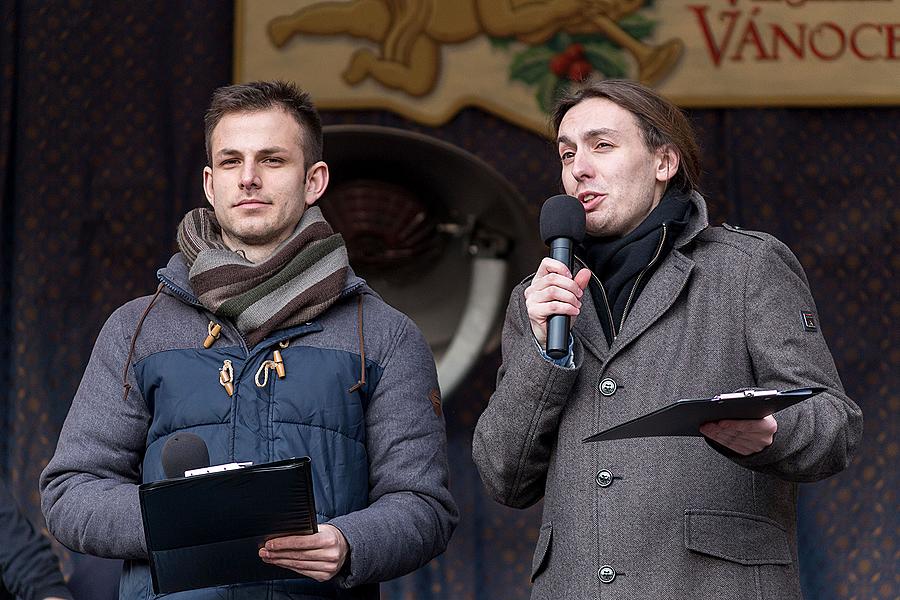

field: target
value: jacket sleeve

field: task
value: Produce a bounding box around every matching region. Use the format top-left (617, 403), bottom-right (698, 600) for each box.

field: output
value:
top-left (721, 236), bottom-right (863, 481)
top-left (39, 304), bottom-right (151, 559)
top-left (0, 480), bottom-right (73, 600)
top-left (471, 285), bottom-right (580, 509)
top-left (327, 316), bottom-right (458, 588)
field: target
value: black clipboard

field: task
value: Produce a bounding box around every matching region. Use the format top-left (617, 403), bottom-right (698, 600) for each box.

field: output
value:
top-left (582, 387), bottom-right (824, 443)
top-left (139, 456), bottom-right (317, 594)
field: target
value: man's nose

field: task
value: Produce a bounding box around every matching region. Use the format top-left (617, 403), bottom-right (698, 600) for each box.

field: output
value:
top-left (571, 151), bottom-right (593, 181)
top-left (239, 165), bottom-right (261, 190)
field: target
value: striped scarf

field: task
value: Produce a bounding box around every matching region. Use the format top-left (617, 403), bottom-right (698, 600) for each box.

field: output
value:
top-left (177, 206), bottom-right (349, 347)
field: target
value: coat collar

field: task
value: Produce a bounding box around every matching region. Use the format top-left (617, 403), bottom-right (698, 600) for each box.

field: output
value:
top-left (573, 192), bottom-right (707, 364)
top-left (674, 191), bottom-right (709, 249)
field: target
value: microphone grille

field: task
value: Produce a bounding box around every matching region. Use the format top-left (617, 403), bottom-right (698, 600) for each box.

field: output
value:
top-left (539, 195), bottom-right (586, 244)
top-left (161, 432), bottom-right (210, 479)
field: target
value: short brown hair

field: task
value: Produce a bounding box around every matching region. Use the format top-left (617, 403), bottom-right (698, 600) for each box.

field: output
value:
top-left (552, 79), bottom-right (701, 193)
top-left (204, 80), bottom-right (323, 169)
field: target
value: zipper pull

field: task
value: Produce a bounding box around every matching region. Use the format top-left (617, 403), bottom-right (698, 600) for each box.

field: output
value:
top-left (204, 322), bottom-right (222, 349)
top-left (219, 359), bottom-right (234, 396)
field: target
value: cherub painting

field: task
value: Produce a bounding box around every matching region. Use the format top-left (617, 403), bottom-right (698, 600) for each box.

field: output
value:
top-left (268, 0), bottom-right (682, 97)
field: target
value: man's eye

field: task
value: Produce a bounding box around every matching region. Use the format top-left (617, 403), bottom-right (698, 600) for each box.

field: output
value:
top-left (560, 151), bottom-right (575, 161)
top-left (263, 157), bottom-right (284, 165)
top-left (595, 142), bottom-right (612, 149)
top-left (220, 159), bottom-right (239, 167)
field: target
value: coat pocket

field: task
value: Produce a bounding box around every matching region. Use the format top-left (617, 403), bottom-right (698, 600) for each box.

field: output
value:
top-left (684, 509), bottom-right (792, 565)
top-left (531, 521), bottom-right (553, 582)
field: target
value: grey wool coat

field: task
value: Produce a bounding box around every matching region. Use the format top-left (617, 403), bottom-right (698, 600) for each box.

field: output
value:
top-left (472, 193), bottom-right (862, 600)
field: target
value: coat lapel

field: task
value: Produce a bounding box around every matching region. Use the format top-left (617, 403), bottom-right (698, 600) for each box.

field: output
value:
top-left (607, 250), bottom-right (694, 359)
top-left (569, 191), bottom-right (708, 366)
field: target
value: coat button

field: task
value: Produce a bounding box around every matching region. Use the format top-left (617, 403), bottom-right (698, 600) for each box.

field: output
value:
top-left (598, 565), bottom-right (616, 583)
top-left (599, 378), bottom-right (617, 396)
top-left (595, 469), bottom-right (613, 487)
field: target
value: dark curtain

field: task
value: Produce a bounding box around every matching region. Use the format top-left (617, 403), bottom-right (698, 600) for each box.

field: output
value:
top-left (0, 2), bottom-right (895, 599)
top-left (0, 0), bottom-right (233, 530)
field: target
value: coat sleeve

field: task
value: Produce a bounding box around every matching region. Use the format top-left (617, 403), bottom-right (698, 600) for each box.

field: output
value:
top-left (327, 315), bottom-right (458, 588)
top-left (39, 303), bottom-right (151, 559)
top-left (471, 285), bottom-right (580, 509)
top-left (0, 480), bottom-right (73, 600)
top-left (721, 236), bottom-right (863, 481)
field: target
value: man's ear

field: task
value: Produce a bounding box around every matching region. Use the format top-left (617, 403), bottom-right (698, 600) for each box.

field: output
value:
top-left (203, 165), bottom-right (215, 207)
top-left (656, 144), bottom-right (680, 184)
top-left (304, 161), bottom-right (329, 207)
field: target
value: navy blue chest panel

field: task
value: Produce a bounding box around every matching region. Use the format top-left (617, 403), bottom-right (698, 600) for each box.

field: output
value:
top-left (133, 342), bottom-right (383, 519)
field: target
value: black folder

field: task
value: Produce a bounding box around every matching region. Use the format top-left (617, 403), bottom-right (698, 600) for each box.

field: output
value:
top-left (583, 387), bottom-right (824, 443)
top-left (139, 457), bottom-right (318, 594)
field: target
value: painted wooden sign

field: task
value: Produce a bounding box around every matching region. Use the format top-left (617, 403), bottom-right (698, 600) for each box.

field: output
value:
top-left (236, 0), bottom-right (900, 135)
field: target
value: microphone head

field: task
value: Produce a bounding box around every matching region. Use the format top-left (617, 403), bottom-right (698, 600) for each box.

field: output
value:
top-left (539, 195), bottom-right (586, 245)
top-left (161, 432), bottom-right (210, 479)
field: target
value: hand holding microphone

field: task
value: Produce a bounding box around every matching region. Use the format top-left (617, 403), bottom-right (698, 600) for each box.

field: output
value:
top-left (525, 195), bottom-right (590, 357)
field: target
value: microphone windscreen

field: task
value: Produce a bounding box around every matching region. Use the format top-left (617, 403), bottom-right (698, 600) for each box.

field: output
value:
top-left (539, 195), bottom-right (586, 244)
top-left (161, 432), bottom-right (210, 479)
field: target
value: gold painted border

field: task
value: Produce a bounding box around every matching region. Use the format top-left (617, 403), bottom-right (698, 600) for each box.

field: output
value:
top-left (669, 95), bottom-right (900, 108)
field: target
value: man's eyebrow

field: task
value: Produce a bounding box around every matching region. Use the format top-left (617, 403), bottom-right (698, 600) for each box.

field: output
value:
top-left (215, 146), bottom-right (290, 158)
top-left (557, 128), bottom-right (620, 146)
top-left (257, 146), bottom-right (291, 155)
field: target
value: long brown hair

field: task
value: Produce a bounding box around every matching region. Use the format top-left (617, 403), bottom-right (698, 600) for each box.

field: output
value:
top-left (552, 79), bottom-right (701, 193)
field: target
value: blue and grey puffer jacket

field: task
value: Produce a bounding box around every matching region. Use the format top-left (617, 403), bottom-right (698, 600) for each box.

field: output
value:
top-left (40, 253), bottom-right (458, 600)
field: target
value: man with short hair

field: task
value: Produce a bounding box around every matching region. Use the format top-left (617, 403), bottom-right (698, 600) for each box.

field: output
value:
top-left (40, 80), bottom-right (457, 599)
top-left (473, 79), bottom-right (862, 599)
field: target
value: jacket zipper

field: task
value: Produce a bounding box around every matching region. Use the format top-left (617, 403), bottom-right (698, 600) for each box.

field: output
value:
top-left (575, 256), bottom-right (618, 341)
top-left (618, 223), bottom-right (668, 333)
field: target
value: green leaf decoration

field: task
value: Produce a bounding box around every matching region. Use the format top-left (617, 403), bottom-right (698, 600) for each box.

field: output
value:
top-left (489, 36), bottom-right (514, 50)
top-left (583, 42), bottom-right (628, 78)
top-left (535, 72), bottom-right (560, 114)
top-left (619, 14), bottom-right (655, 40)
top-left (511, 8), bottom-right (660, 112)
top-left (510, 46), bottom-right (555, 85)
top-left (549, 32), bottom-right (573, 54)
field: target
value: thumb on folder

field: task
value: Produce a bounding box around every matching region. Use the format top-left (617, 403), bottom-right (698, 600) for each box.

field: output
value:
top-left (259, 524), bottom-right (349, 582)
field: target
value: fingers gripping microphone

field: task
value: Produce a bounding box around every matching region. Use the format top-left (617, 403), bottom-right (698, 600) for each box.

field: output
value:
top-left (161, 432), bottom-right (210, 479)
top-left (539, 195), bottom-right (586, 359)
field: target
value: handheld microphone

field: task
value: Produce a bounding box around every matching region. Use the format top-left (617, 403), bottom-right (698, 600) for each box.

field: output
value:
top-left (161, 432), bottom-right (210, 479)
top-left (539, 194), bottom-right (586, 359)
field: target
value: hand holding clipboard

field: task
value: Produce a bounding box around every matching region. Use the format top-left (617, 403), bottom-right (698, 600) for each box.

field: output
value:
top-left (583, 387), bottom-right (823, 443)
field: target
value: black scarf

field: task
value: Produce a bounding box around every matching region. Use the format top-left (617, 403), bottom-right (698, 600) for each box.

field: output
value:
top-left (580, 189), bottom-right (692, 344)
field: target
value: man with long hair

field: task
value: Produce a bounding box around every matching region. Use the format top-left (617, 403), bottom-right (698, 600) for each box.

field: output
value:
top-left (474, 79), bottom-right (862, 598)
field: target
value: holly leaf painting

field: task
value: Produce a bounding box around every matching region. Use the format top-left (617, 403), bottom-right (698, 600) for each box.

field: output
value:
top-left (510, 46), bottom-right (555, 85)
top-left (583, 42), bottom-right (628, 79)
top-left (619, 13), bottom-right (655, 40)
top-left (536, 71), bottom-right (565, 114)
